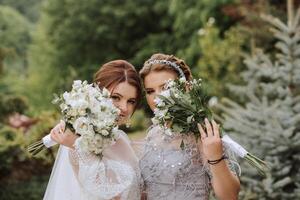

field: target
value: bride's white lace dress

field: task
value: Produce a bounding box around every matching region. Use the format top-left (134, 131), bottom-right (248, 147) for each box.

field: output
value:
top-left (139, 125), bottom-right (239, 200)
top-left (43, 130), bottom-right (141, 200)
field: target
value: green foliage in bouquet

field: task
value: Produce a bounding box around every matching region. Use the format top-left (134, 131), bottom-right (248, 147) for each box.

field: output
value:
top-left (153, 78), bottom-right (268, 176)
top-left (154, 78), bottom-right (212, 138)
top-left (25, 111), bottom-right (60, 161)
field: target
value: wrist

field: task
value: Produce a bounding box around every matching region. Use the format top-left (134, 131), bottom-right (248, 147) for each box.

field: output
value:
top-left (207, 154), bottom-right (228, 165)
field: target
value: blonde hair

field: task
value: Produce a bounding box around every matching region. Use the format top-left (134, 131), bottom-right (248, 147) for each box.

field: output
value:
top-left (139, 53), bottom-right (193, 81)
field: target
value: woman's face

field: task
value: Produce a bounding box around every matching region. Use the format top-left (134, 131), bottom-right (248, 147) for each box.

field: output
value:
top-left (109, 82), bottom-right (138, 125)
top-left (144, 70), bottom-right (178, 111)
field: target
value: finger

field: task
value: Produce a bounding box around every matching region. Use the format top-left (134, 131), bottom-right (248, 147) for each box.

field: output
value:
top-left (205, 118), bottom-right (213, 137)
top-left (59, 120), bottom-right (66, 132)
top-left (197, 123), bottom-right (206, 140)
top-left (212, 120), bottom-right (220, 138)
top-left (50, 128), bottom-right (59, 142)
top-left (54, 126), bottom-right (62, 134)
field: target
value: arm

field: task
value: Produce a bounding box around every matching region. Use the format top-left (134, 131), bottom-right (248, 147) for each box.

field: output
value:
top-left (52, 122), bottom-right (137, 199)
top-left (198, 119), bottom-right (240, 200)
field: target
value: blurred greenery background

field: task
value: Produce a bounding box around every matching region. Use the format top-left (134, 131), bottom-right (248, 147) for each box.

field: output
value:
top-left (1, 0), bottom-right (299, 199)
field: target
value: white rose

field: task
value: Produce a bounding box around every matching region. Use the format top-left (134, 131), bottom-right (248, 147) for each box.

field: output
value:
top-left (151, 117), bottom-right (160, 125)
top-left (102, 87), bottom-right (110, 97)
top-left (101, 129), bottom-right (110, 136)
top-left (72, 80), bottom-right (82, 90)
top-left (63, 92), bottom-right (71, 102)
top-left (73, 117), bottom-right (91, 135)
top-left (179, 77), bottom-right (186, 83)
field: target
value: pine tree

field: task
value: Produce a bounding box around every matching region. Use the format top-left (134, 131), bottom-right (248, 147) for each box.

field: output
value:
top-left (217, 1), bottom-right (300, 199)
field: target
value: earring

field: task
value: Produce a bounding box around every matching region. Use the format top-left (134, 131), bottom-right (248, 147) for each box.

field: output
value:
top-left (126, 121), bottom-right (131, 128)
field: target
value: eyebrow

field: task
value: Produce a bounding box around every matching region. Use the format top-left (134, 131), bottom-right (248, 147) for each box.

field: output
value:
top-left (145, 83), bottom-right (166, 90)
top-left (129, 98), bottom-right (137, 101)
top-left (112, 93), bottom-right (137, 101)
top-left (111, 93), bottom-right (123, 97)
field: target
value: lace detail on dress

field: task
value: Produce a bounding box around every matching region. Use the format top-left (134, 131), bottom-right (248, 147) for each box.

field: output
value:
top-left (69, 130), bottom-right (141, 200)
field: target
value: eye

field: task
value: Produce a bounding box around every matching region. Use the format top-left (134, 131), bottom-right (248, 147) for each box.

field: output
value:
top-left (111, 95), bottom-right (120, 101)
top-left (128, 99), bottom-right (136, 105)
top-left (146, 90), bottom-right (154, 95)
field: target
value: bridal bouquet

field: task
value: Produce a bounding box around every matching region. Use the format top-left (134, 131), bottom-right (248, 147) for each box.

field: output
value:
top-left (152, 78), bottom-right (268, 176)
top-left (28, 80), bottom-right (120, 157)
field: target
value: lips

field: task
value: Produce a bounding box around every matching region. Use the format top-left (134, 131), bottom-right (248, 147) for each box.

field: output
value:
top-left (119, 113), bottom-right (126, 118)
top-left (117, 114), bottom-right (126, 121)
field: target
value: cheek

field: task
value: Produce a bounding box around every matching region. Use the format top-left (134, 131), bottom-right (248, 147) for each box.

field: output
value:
top-left (127, 104), bottom-right (136, 116)
top-left (146, 94), bottom-right (154, 105)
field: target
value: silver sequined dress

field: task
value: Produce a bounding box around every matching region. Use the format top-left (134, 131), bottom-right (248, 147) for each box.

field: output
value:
top-left (139, 126), bottom-right (239, 200)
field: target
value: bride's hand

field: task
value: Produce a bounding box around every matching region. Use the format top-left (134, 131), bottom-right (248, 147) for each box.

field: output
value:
top-left (197, 118), bottom-right (223, 161)
top-left (50, 120), bottom-right (79, 149)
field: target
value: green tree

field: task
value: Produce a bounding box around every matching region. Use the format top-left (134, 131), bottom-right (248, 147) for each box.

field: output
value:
top-left (0, 0), bottom-right (44, 22)
top-left (168, 0), bottom-right (235, 67)
top-left (218, 3), bottom-right (300, 199)
top-left (195, 18), bottom-right (246, 97)
top-left (0, 5), bottom-right (31, 73)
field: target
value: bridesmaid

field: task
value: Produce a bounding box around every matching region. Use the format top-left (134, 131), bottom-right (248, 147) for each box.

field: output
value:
top-left (139, 53), bottom-right (240, 200)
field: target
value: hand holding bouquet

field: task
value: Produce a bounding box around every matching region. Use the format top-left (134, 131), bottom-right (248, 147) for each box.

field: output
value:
top-left (152, 78), bottom-right (269, 176)
top-left (28, 80), bottom-right (120, 157)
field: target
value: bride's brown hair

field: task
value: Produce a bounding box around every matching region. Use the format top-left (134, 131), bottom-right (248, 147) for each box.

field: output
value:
top-left (139, 53), bottom-right (193, 81)
top-left (93, 60), bottom-right (142, 108)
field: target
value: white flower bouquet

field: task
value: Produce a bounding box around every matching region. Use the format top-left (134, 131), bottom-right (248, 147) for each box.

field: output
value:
top-left (28, 80), bottom-right (120, 157)
top-left (152, 78), bottom-right (268, 176)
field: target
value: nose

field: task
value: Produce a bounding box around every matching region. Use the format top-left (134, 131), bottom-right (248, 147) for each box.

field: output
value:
top-left (117, 101), bottom-right (128, 114)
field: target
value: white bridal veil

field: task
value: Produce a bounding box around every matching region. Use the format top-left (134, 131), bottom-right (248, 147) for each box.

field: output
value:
top-left (43, 145), bottom-right (81, 200)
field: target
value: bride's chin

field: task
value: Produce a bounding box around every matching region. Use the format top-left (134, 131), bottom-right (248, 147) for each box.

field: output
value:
top-left (116, 117), bottom-right (125, 126)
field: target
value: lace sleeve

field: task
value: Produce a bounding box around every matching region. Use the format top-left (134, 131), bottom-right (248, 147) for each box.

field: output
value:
top-left (67, 138), bottom-right (138, 200)
top-left (224, 144), bottom-right (241, 177)
top-left (204, 144), bottom-right (241, 182)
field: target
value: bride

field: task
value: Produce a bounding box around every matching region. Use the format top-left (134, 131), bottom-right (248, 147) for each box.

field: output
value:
top-left (43, 60), bottom-right (143, 200)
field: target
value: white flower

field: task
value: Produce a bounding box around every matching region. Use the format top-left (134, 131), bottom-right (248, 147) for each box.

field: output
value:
top-left (151, 117), bottom-right (160, 125)
top-left (101, 129), bottom-right (110, 136)
top-left (102, 87), bottom-right (110, 98)
top-left (164, 128), bottom-right (173, 136)
top-left (63, 92), bottom-right (71, 102)
top-left (72, 80), bottom-right (83, 90)
top-left (73, 117), bottom-right (91, 135)
top-left (53, 80), bottom-right (121, 156)
top-left (179, 77), bottom-right (186, 83)
top-left (154, 97), bottom-right (165, 107)
top-left (70, 99), bottom-right (89, 114)
top-left (111, 127), bottom-right (120, 139)
top-left (208, 96), bottom-right (218, 107)
top-left (160, 89), bottom-right (171, 98)
top-left (154, 108), bottom-right (169, 121)
top-left (165, 79), bottom-right (176, 88)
